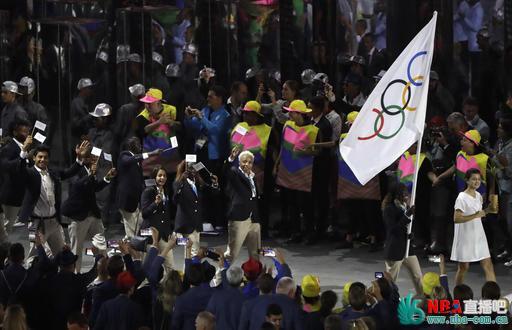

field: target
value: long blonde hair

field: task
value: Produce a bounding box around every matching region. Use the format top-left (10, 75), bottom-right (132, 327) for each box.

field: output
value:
top-left (3, 305), bottom-right (28, 330)
top-left (157, 270), bottom-right (183, 313)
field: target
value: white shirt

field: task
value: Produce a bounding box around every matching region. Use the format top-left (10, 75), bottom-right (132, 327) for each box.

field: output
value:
top-left (239, 167), bottom-right (257, 198)
top-left (33, 165), bottom-right (56, 217)
top-left (187, 178), bottom-right (198, 196)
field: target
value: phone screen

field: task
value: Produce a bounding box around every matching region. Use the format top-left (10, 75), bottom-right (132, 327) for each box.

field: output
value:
top-left (428, 255), bottom-right (441, 263)
top-left (262, 248), bottom-right (276, 257)
top-left (197, 168), bottom-right (212, 185)
top-left (85, 248), bottom-right (94, 256)
top-left (140, 228), bottom-right (152, 237)
top-left (375, 272), bottom-right (383, 279)
top-left (107, 240), bottom-right (119, 249)
top-left (177, 237), bottom-right (189, 246)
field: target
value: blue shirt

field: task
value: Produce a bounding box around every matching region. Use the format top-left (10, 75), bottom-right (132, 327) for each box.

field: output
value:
top-left (184, 105), bottom-right (231, 160)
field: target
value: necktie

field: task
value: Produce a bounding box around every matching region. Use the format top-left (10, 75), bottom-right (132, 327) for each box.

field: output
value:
top-left (191, 182), bottom-right (198, 196)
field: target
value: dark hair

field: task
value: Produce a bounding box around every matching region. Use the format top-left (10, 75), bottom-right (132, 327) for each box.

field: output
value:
top-left (209, 85), bottom-right (227, 103)
top-left (363, 33), bottom-right (375, 42)
top-left (324, 314), bottom-right (343, 330)
top-left (462, 96), bottom-right (479, 109)
top-left (382, 182), bottom-right (408, 210)
top-left (9, 118), bottom-right (31, 135)
top-left (33, 144), bottom-right (50, 157)
top-left (8, 243), bottom-right (24, 264)
top-left (266, 303), bottom-right (282, 317)
top-left (67, 312), bottom-right (88, 327)
top-left (320, 290), bottom-right (338, 318)
top-left (356, 18), bottom-right (368, 29)
top-left (454, 284), bottom-right (474, 301)
top-left (284, 80), bottom-right (300, 98)
top-left (499, 117), bottom-right (512, 137)
top-left (258, 273), bottom-right (275, 294)
top-left (106, 255), bottom-right (124, 279)
top-left (124, 136), bottom-right (141, 153)
top-left (375, 278), bottom-right (391, 300)
top-left (348, 282), bottom-right (367, 311)
top-left (481, 281), bottom-right (501, 300)
top-left (186, 263), bottom-right (204, 286)
top-left (230, 81), bottom-right (246, 94)
top-left (304, 295), bottom-right (320, 305)
top-left (465, 168), bottom-right (481, 181)
top-left (309, 96), bottom-right (326, 112)
top-left (151, 165), bottom-right (165, 180)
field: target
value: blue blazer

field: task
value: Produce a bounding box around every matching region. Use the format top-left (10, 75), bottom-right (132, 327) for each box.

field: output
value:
top-left (238, 294), bottom-right (304, 330)
top-left (206, 285), bottom-right (246, 330)
top-left (94, 294), bottom-right (145, 330)
top-left (171, 285), bottom-right (214, 330)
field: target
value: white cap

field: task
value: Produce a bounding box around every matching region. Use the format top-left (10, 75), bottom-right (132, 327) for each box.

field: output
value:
top-left (152, 52), bottom-right (163, 66)
top-left (77, 78), bottom-right (93, 90)
top-left (19, 77), bottom-right (35, 94)
top-left (128, 84), bottom-right (145, 97)
top-left (89, 103), bottom-right (112, 117)
top-left (2, 81), bottom-right (22, 95)
top-left (183, 43), bottom-right (198, 56)
top-left (301, 69), bottom-right (316, 85)
top-left (128, 53), bottom-right (142, 63)
top-left (165, 63), bottom-right (180, 77)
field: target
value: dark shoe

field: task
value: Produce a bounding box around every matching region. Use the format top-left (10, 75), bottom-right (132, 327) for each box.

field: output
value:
top-left (335, 240), bottom-right (354, 249)
top-left (369, 243), bottom-right (384, 252)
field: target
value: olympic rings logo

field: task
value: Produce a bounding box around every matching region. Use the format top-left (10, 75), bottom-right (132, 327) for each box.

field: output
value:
top-left (358, 51), bottom-right (427, 141)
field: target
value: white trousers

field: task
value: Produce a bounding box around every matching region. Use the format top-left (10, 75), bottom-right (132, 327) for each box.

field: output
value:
top-left (119, 208), bottom-right (141, 239)
top-left (224, 219), bottom-right (261, 263)
top-left (27, 218), bottom-right (65, 258)
top-left (0, 205), bottom-right (20, 242)
top-left (385, 255), bottom-right (423, 295)
top-left (69, 216), bottom-right (107, 271)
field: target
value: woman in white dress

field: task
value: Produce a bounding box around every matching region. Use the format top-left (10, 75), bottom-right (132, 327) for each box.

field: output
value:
top-left (451, 168), bottom-right (496, 285)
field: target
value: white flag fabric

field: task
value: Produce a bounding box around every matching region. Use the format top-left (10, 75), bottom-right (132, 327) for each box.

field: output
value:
top-left (340, 12), bottom-right (437, 185)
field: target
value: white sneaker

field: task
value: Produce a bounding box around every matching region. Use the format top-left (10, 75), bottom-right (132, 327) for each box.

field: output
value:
top-left (504, 260), bottom-right (512, 267)
top-left (13, 221), bottom-right (25, 228)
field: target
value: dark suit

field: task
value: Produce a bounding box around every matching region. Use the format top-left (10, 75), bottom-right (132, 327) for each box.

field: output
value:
top-left (140, 186), bottom-right (173, 240)
top-left (383, 203), bottom-right (412, 261)
top-left (0, 139), bottom-right (27, 206)
top-left (206, 285), bottom-right (246, 330)
top-left (19, 161), bottom-right (83, 224)
top-left (173, 179), bottom-right (206, 235)
top-left (89, 280), bottom-right (119, 327)
top-left (62, 167), bottom-right (109, 221)
top-left (116, 151), bottom-right (144, 212)
top-left (94, 294), bottom-right (145, 330)
top-left (171, 285), bottom-right (214, 330)
top-left (224, 165), bottom-right (260, 222)
top-left (238, 294), bottom-right (304, 330)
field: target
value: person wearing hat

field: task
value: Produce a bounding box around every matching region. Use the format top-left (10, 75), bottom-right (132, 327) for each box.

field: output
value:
top-left (136, 88), bottom-right (181, 177)
top-left (275, 99), bottom-right (319, 243)
top-left (230, 100), bottom-right (273, 235)
top-left (127, 53), bottom-right (143, 88)
top-left (434, 129), bottom-right (491, 197)
top-left (336, 111), bottom-right (382, 251)
top-left (114, 84), bottom-right (146, 146)
top-left (44, 247), bottom-right (103, 330)
top-left (151, 51), bottom-right (172, 103)
top-left (0, 81), bottom-right (28, 137)
top-left (180, 44), bottom-right (201, 107)
top-left (300, 69), bottom-right (316, 103)
top-left (451, 168), bottom-right (496, 286)
top-left (241, 256), bottom-right (264, 299)
top-left (165, 64), bottom-right (187, 115)
top-left (94, 271), bottom-right (146, 330)
top-left (0, 118), bottom-right (32, 243)
top-left (71, 78), bottom-right (94, 152)
top-left (422, 272), bottom-right (441, 298)
top-left (88, 103), bottom-right (115, 156)
top-left (301, 274), bottom-right (321, 312)
top-left (62, 142), bottom-right (116, 271)
top-left (427, 70), bottom-right (455, 120)
top-left (341, 73), bottom-right (366, 113)
top-left (18, 76), bottom-right (48, 127)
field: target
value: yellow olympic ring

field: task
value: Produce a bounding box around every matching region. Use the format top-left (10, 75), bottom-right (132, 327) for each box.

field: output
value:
top-left (401, 75), bottom-right (423, 112)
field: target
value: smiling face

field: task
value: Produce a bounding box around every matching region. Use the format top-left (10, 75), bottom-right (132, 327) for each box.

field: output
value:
top-left (466, 172), bottom-right (482, 190)
top-left (33, 150), bottom-right (49, 170)
top-left (239, 153), bottom-right (254, 175)
top-left (155, 169), bottom-right (167, 187)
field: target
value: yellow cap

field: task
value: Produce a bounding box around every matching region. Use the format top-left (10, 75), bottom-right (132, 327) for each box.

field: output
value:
top-left (422, 272), bottom-right (440, 296)
top-left (462, 129), bottom-right (481, 146)
top-left (242, 100), bottom-right (263, 116)
top-left (342, 282), bottom-right (352, 306)
top-left (301, 274), bottom-right (321, 298)
top-left (283, 100), bottom-right (312, 114)
top-left (347, 111), bottom-right (359, 124)
top-left (140, 88), bottom-right (163, 103)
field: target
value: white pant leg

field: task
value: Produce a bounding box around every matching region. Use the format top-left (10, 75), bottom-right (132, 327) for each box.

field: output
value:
top-left (68, 218), bottom-right (89, 271)
top-left (385, 259), bottom-right (404, 282)
top-left (245, 222), bottom-right (261, 260)
top-left (403, 255), bottom-right (424, 295)
top-left (157, 238), bottom-right (174, 272)
top-left (45, 219), bottom-right (65, 257)
top-left (120, 209), bottom-right (140, 238)
top-left (1, 205), bottom-right (20, 234)
top-left (224, 219), bottom-right (251, 263)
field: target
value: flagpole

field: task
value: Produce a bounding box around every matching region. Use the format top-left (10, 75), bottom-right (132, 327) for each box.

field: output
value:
top-left (405, 132), bottom-right (424, 258)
